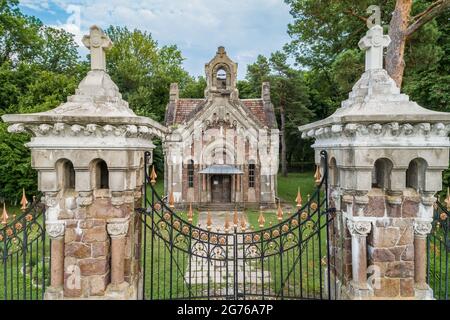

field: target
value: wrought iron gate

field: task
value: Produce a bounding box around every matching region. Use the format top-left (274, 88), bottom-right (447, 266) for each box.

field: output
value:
top-left (428, 200), bottom-right (449, 300)
top-left (138, 150), bottom-right (337, 300)
top-left (0, 195), bottom-right (49, 300)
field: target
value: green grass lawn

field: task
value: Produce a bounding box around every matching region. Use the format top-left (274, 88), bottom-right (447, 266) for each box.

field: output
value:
top-left (277, 172), bottom-right (316, 206)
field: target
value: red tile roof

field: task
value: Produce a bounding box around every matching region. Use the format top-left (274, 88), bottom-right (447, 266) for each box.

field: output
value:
top-left (166, 98), bottom-right (276, 128)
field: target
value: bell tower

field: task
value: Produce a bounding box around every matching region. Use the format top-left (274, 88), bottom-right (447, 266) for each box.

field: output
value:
top-left (204, 46), bottom-right (239, 100)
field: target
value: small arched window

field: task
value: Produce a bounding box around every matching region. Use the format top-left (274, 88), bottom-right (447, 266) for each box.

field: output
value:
top-left (57, 159), bottom-right (75, 190)
top-left (248, 161), bottom-right (256, 188)
top-left (216, 68), bottom-right (227, 89)
top-left (406, 158), bottom-right (427, 191)
top-left (92, 159), bottom-right (109, 189)
top-left (372, 158), bottom-right (393, 190)
top-left (188, 160), bottom-right (194, 188)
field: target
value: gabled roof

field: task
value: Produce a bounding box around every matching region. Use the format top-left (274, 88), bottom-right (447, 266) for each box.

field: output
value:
top-left (165, 98), bottom-right (277, 128)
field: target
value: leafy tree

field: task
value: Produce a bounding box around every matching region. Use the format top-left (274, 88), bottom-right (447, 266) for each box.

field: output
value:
top-left (106, 26), bottom-right (191, 122)
top-left (244, 52), bottom-right (312, 176)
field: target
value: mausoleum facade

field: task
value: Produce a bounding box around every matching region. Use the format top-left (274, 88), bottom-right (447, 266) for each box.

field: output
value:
top-left (164, 47), bottom-right (279, 209)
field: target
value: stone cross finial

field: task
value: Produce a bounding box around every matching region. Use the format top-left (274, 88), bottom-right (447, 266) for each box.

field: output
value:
top-left (82, 25), bottom-right (113, 71)
top-left (358, 24), bottom-right (390, 71)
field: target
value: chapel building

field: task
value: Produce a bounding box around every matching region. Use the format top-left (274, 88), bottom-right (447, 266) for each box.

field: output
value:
top-left (164, 47), bottom-right (279, 210)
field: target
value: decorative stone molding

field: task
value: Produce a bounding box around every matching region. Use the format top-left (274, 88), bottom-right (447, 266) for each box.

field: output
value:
top-left (7, 122), bottom-right (164, 140)
top-left (413, 220), bottom-right (432, 237)
top-left (302, 122), bottom-right (450, 141)
top-left (347, 219), bottom-right (372, 237)
top-left (46, 221), bottom-right (65, 239)
top-left (107, 218), bottom-right (130, 239)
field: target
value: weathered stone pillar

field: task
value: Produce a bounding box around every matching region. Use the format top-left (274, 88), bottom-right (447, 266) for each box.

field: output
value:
top-left (106, 218), bottom-right (129, 289)
top-left (298, 5), bottom-right (450, 300)
top-left (413, 219), bottom-right (433, 298)
top-left (2, 25), bottom-right (165, 300)
top-left (347, 219), bottom-right (372, 297)
top-left (44, 221), bottom-right (65, 299)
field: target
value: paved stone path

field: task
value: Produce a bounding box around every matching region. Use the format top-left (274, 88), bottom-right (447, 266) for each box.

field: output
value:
top-left (185, 211), bottom-right (271, 290)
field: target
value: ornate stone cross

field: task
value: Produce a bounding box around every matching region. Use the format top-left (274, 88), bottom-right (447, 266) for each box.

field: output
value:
top-left (82, 25), bottom-right (113, 71)
top-left (358, 5), bottom-right (390, 71)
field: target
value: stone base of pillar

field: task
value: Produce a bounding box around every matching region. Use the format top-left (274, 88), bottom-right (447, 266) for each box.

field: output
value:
top-left (44, 286), bottom-right (64, 300)
top-left (105, 282), bottom-right (136, 300)
top-left (137, 272), bottom-right (143, 300)
top-left (414, 285), bottom-right (434, 300)
top-left (346, 281), bottom-right (373, 300)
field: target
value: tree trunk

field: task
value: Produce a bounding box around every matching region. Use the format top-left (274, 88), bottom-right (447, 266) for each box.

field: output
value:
top-left (280, 95), bottom-right (288, 177)
top-left (386, 0), bottom-right (412, 89)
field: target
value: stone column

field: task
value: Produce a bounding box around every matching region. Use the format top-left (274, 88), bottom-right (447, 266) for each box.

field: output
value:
top-left (106, 218), bottom-right (130, 297)
top-left (413, 219), bottom-right (433, 298)
top-left (44, 220), bottom-right (65, 300)
top-left (347, 219), bottom-right (372, 298)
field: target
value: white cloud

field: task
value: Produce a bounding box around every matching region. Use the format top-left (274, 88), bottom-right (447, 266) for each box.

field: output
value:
top-left (20, 0), bottom-right (293, 78)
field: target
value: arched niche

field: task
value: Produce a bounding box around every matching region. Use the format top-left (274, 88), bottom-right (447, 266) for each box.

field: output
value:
top-left (371, 158), bottom-right (393, 190)
top-left (56, 158), bottom-right (75, 191)
top-left (90, 159), bottom-right (109, 190)
top-left (329, 157), bottom-right (339, 187)
top-left (406, 158), bottom-right (428, 192)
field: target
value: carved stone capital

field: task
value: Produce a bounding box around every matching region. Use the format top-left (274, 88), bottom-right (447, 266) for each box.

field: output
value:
top-left (46, 221), bottom-right (65, 239)
top-left (413, 220), bottom-right (432, 237)
top-left (107, 218), bottom-right (129, 239)
top-left (421, 195), bottom-right (436, 207)
top-left (347, 219), bottom-right (372, 237)
top-left (44, 192), bottom-right (59, 207)
top-left (111, 191), bottom-right (124, 207)
top-left (123, 190), bottom-right (135, 204)
top-left (77, 191), bottom-right (93, 207)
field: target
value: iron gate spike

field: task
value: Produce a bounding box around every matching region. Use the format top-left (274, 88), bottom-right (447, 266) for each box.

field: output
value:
top-left (1, 203), bottom-right (8, 225)
top-left (168, 191), bottom-right (175, 209)
top-left (296, 187), bottom-right (302, 207)
top-left (20, 188), bottom-right (28, 211)
top-left (277, 200), bottom-right (283, 222)
top-left (224, 211), bottom-right (230, 233)
top-left (150, 165), bottom-right (157, 185)
top-left (314, 165), bottom-right (322, 185)
top-left (187, 203), bottom-right (193, 223)
top-left (258, 210), bottom-right (265, 228)
top-left (206, 210), bottom-right (212, 231)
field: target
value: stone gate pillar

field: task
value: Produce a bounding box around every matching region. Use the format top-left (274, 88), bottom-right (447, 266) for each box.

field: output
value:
top-left (299, 8), bottom-right (450, 300)
top-left (2, 25), bottom-right (166, 299)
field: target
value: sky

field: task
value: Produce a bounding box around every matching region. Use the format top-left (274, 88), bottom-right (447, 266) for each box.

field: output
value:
top-left (18, 0), bottom-right (293, 79)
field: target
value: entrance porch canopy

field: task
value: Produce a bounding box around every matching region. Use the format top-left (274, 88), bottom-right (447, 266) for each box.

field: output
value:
top-left (198, 164), bottom-right (243, 175)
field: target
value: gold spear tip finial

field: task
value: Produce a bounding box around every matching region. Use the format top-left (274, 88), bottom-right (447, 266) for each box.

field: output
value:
top-left (258, 210), bottom-right (266, 228)
top-left (240, 213), bottom-right (246, 231)
top-left (168, 191), bottom-right (175, 209)
top-left (2, 203), bottom-right (9, 225)
top-left (233, 207), bottom-right (239, 227)
top-left (187, 203), bottom-right (193, 223)
top-left (206, 210), bottom-right (212, 231)
top-left (314, 165), bottom-right (322, 185)
top-left (445, 187), bottom-right (450, 210)
top-left (20, 188), bottom-right (28, 211)
top-left (296, 187), bottom-right (302, 208)
top-left (277, 200), bottom-right (283, 222)
top-left (150, 165), bottom-right (157, 185)
top-left (224, 211), bottom-right (230, 232)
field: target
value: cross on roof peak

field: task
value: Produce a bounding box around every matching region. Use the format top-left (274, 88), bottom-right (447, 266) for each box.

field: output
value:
top-left (82, 25), bottom-right (113, 71)
top-left (358, 6), bottom-right (390, 71)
